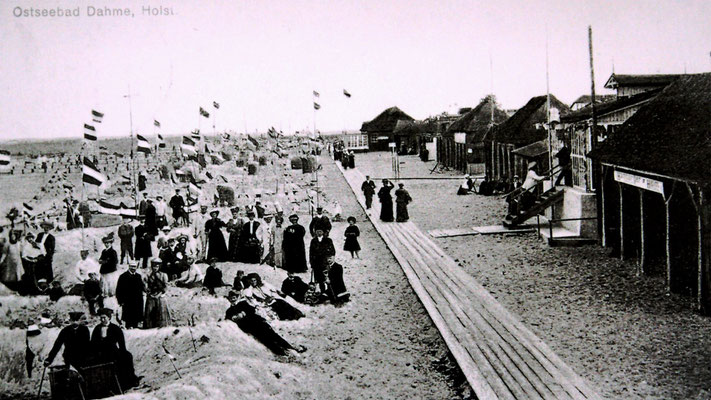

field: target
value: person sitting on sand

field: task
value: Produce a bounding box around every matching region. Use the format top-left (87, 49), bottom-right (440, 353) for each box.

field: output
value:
top-left (324, 255), bottom-right (350, 306)
top-left (83, 272), bottom-right (104, 316)
top-left (244, 273), bottom-right (304, 321)
top-left (203, 257), bottom-right (226, 295)
top-left (280, 271), bottom-right (309, 304)
top-left (225, 290), bottom-right (307, 356)
top-left (175, 257), bottom-right (203, 288)
top-left (69, 249), bottom-right (99, 295)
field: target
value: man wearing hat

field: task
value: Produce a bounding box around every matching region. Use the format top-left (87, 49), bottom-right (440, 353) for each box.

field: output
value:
top-left (134, 216), bottom-right (152, 269)
top-left (193, 205), bottom-right (210, 262)
top-left (91, 308), bottom-right (140, 389)
top-left (282, 214), bottom-right (307, 273)
top-left (360, 175), bottom-right (376, 209)
top-left (236, 210), bottom-right (261, 264)
top-left (35, 220), bottom-right (55, 283)
top-left (116, 262), bottom-right (144, 329)
top-left (206, 209), bottom-right (228, 262)
top-left (117, 216), bottom-right (135, 264)
top-left (169, 189), bottom-right (187, 227)
top-left (309, 207), bottom-right (332, 237)
top-left (44, 311), bottom-right (90, 369)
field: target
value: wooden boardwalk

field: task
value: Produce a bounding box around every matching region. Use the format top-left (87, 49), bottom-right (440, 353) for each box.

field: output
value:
top-left (337, 164), bottom-right (602, 400)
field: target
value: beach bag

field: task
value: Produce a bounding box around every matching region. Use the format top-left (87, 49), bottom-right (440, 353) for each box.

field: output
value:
top-left (303, 270), bottom-right (320, 306)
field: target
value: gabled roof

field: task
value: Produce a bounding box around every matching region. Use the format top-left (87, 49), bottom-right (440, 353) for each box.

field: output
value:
top-left (490, 95), bottom-right (570, 146)
top-left (571, 94), bottom-right (616, 106)
top-left (361, 106), bottom-right (414, 133)
top-left (561, 89), bottom-right (662, 123)
top-left (604, 73), bottom-right (683, 89)
top-left (589, 73), bottom-right (711, 184)
top-left (446, 98), bottom-right (509, 142)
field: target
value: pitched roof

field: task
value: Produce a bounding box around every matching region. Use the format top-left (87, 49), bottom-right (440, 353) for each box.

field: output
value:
top-left (561, 89), bottom-right (662, 123)
top-left (571, 94), bottom-right (616, 106)
top-left (446, 98), bottom-right (509, 142)
top-left (589, 73), bottom-right (711, 184)
top-left (490, 95), bottom-right (570, 145)
top-left (361, 106), bottom-right (414, 133)
top-left (511, 139), bottom-right (548, 158)
top-left (604, 73), bottom-right (683, 89)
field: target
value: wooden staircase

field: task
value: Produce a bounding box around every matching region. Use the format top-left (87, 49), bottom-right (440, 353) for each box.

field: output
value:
top-left (503, 188), bottom-right (564, 227)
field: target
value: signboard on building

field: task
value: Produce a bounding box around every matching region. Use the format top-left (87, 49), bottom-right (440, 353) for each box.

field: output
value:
top-left (454, 133), bottom-right (466, 144)
top-left (388, 142), bottom-right (396, 148)
top-left (614, 170), bottom-right (664, 195)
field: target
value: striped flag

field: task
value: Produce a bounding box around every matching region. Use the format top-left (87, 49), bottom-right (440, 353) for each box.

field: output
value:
top-left (313, 102), bottom-right (321, 110)
top-left (119, 203), bottom-right (137, 218)
top-left (22, 202), bottom-right (34, 217)
top-left (191, 129), bottom-right (201, 140)
top-left (136, 134), bottom-right (151, 154)
top-left (158, 134), bottom-right (166, 148)
top-left (98, 199), bottom-right (122, 215)
top-left (199, 107), bottom-right (210, 118)
top-left (154, 120), bottom-right (161, 128)
top-left (84, 124), bottom-right (97, 141)
top-left (186, 196), bottom-right (200, 213)
top-left (91, 110), bottom-right (104, 123)
top-left (213, 101), bottom-right (220, 109)
top-left (313, 90), bottom-right (320, 97)
top-left (0, 150), bottom-right (10, 166)
top-left (120, 174), bottom-right (131, 185)
top-left (82, 157), bottom-right (106, 186)
top-left (181, 136), bottom-right (197, 156)
top-left (343, 89), bottom-right (351, 98)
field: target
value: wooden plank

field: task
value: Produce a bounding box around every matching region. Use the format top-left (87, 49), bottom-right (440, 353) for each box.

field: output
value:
top-left (390, 225), bottom-right (548, 400)
top-left (428, 228), bottom-right (479, 238)
top-left (410, 227), bottom-right (600, 399)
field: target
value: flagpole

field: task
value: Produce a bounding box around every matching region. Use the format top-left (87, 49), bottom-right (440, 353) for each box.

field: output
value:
top-left (124, 84), bottom-right (138, 216)
top-left (545, 26), bottom-right (553, 184)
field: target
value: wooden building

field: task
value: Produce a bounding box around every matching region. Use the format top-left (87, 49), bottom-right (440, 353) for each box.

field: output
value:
top-left (589, 73), bottom-right (711, 314)
top-left (485, 95), bottom-right (569, 181)
top-left (570, 94), bottom-right (616, 111)
top-left (441, 97), bottom-right (508, 174)
top-left (604, 73), bottom-right (682, 98)
top-left (360, 106), bottom-right (414, 152)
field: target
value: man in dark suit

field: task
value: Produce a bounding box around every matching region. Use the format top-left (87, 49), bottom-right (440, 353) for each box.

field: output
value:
top-left (309, 207), bottom-right (332, 237)
top-left (360, 175), bottom-right (376, 209)
top-left (44, 311), bottom-right (90, 369)
top-left (169, 189), bottom-right (187, 227)
top-left (309, 228), bottom-right (335, 293)
top-left (91, 308), bottom-right (140, 389)
top-left (115, 262), bottom-right (144, 329)
top-left (35, 220), bottom-right (56, 282)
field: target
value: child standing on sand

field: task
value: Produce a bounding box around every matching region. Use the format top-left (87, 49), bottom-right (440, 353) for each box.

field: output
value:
top-left (343, 216), bottom-right (361, 259)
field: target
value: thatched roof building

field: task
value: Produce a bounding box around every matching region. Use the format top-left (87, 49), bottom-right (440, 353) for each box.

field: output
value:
top-left (491, 95), bottom-right (569, 146)
top-left (361, 106), bottom-right (415, 151)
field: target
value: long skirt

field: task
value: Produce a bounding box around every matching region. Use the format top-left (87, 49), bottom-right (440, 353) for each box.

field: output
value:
top-left (396, 202), bottom-right (409, 222)
top-left (144, 296), bottom-right (171, 328)
top-left (101, 271), bottom-right (120, 297)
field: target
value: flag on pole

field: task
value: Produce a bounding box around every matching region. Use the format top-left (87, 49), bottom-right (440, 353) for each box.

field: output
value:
top-left (158, 134), bottom-right (166, 148)
top-left (98, 199), bottom-right (122, 215)
top-left (119, 203), bottom-right (137, 218)
top-left (188, 177), bottom-right (203, 196)
top-left (343, 89), bottom-right (351, 98)
top-left (181, 136), bottom-right (197, 156)
top-left (83, 124), bottom-right (97, 141)
top-left (91, 110), bottom-right (104, 123)
top-left (191, 129), bottom-right (201, 140)
top-left (136, 134), bottom-right (151, 154)
top-left (154, 120), bottom-right (161, 128)
top-left (213, 101), bottom-right (220, 109)
top-left (313, 102), bottom-right (321, 110)
top-left (199, 107), bottom-right (210, 118)
top-left (313, 90), bottom-right (320, 97)
top-left (22, 202), bottom-right (33, 217)
top-left (0, 150), bottom-right (10, 166)
top-left (247, 135), bottom-right (260, 148)
top-left (82, 157), bottom-right (106, 186)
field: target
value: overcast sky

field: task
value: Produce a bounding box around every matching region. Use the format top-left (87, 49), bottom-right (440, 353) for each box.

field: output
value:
top-left (1, 0), bottom-right (709, 140)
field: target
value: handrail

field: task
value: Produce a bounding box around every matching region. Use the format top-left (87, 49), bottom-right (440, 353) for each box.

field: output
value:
top-left (503, 165), bottom-right (561, 201)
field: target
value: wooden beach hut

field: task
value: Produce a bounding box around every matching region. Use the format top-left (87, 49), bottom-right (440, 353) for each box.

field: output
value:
top-left (360, 106), bottom-right (414, 152)
top-left (589, 73), bottom-right (711, 314)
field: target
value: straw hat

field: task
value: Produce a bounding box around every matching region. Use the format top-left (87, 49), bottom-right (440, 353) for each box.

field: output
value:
top-left (528, 161), bottom-right (537, 169)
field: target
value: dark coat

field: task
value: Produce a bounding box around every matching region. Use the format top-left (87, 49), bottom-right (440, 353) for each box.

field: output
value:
top-left (309, 237), bottom-right (335, 282)
top-left (309, 215), bottom-right (332, 236)
top-left (281, 276), bottom-right (308, 303)
top-left (99, 248), bottom-right (118, 274)
top-left (134, 224), bottom-right (152, 258)
top-left (46, 325), bottom-right (90, 368)
top-left (378, 184), bottom-right (394, 222)
top-left (115, 271), bottom-right (144, 327)
top-left (206, 218), bottom-right (228, 262)
top-left (282, 224), bottom-right (307, 273)
top-left (237, 220), bottom-right (261, 264)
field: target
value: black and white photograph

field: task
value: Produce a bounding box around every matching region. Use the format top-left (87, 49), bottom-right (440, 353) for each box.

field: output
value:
top-left (1, 1), bottom-right (711, 399)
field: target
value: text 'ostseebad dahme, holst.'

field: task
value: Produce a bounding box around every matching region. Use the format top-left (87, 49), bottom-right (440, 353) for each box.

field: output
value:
top-left (12, 5), bottom-right (175, 18)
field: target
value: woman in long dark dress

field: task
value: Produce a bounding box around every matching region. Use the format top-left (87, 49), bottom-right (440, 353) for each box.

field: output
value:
top-left (343, 216), bottom-right (361, 259)
top-left (395, 183), bottom-right (412, 222)
top-left (281, 214), bottom-right (308, 273)
top-left (227, 207), bottom-right (243, 262)
top-left (378, 179), bottom-right (394, 222)
top-left (205, 209), bottom-right (228, 262)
